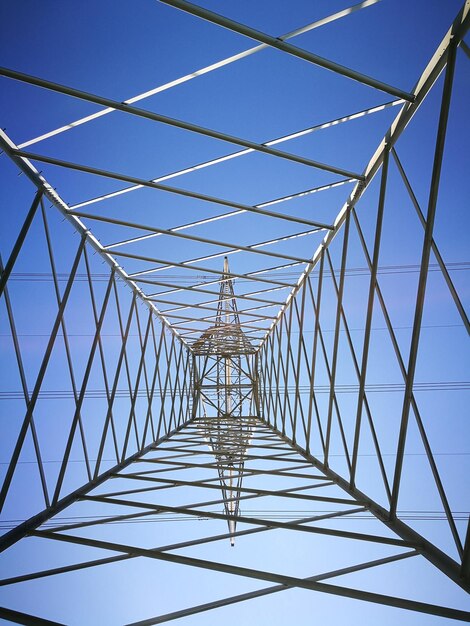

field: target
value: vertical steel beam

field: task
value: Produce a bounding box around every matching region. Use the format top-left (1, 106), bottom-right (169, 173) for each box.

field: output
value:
top-left (390, 39), bottom-right (458, 517)
top-left (0, 257), bottom-right (50, 508)
top-left (93, 292), bottom-right (137, 478)
top-left (0, 190), bottom-right (42, 298)
top-left (350, 147), bottom-right (389, 488)
top-left (306, 252), bottom-right (326, 456)
top-left (42, 203), bottom-right (93, 483)
top-left (0, 236), bottom-right (85, 512)
top-left (120, 307), bottom-right (154, 461)
top-left (323, 243), bottom-right (391, 503)
top-left (351, 207), bottom-right (461, 553)
top-left (52, 268), bottom-right (115, 505)
top-left (282, 302), bottom-right (296, 439)
top-left (391, 146), bottom-right (469, 335)
top-left (324, 211), bottom-right (350, 467)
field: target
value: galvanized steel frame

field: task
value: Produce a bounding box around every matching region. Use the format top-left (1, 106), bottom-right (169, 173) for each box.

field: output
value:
top-left (0, 0), bottom-right (469, 623)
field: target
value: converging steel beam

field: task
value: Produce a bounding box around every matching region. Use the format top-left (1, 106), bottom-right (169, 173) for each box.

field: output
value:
top-left (0, 129), bottom-right (186, 346)
top-left (122, 551), bottom-right (419, 625)
top-left (30, 529), bottom-right (469, 621)
top-left (264, 419), bottom-right (469, 594)
top-left (0, 237), bottom-right (86, 513)
top-left (108, 249), bottom-right (296, 289)
top-left (0, 423), bottom-right (188, 554)
top-left (391, 147), bottom-right (470, 335)
top-left (260, 0), bottom-right (470, 345)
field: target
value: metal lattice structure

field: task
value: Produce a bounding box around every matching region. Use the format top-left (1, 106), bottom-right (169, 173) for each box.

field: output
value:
top-left (0, 1), bottom-right (469, 623)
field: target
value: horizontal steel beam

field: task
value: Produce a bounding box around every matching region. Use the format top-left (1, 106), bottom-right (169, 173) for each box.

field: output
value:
top-left (160, 0), bottom-right (414, 102)
top-left (73, 210), bottom-right (328, 264)
top-left (18, 1), bottom-right (381, 151)
top-left (70, 101), bottom-right (396, 212)
top-left (141, 279), bottom-right (285, 305)
top-left (13, 148), bottom-right (339, 229)
top-left (125, 550), bottom-right (419, 625)
top-left (105, 224), bottom-right (326, 255)
top-left (108, 249), bottom-right (296, 289)
top-left (0, 66), bottom-right (362, 179)
top-left (32, 529), bottom-right (469, 621)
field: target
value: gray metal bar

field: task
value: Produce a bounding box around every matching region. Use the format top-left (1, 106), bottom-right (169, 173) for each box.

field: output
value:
top-left (105, 250), bottom-right (296, 289)
top-left (75, 210), bottom-right (329, 265)
top-left (18, 1), bottom-right (383, 150)
top-left (462, 519), bottom-right (470, 581)
top-left (305, 252), bottom-right (326, 456)
top-left (0, 258), bottom-right (50, 508)
top-left (0, 190), bottom-right (42, 298)
top-left (323, 236), bottom-right (392, 503)
top-left (1, 508), bottom-right (363, 586)
top-left (126, 551), bottom-right (418, 626)
top-left (0, 237), bottom-right (85, 513)
top-left (351, 207), bottom-right (462, 548)
top-left (391, 146), bottom-right (469, 335)
top-left (51, 269), bottom-right (116, 505)
top-left (32, 530), bottom-right (470, 621)
top-left (134, 307), bottom-right (157, 447)
top-left (266, 418), bottom-right (468, 592)
top-left (159, 0), bottom-right (414, 101)
top-left (93, 292), bottom-right (138, 478)
top-left (140, 317), bottom-right (164, 445)
top-left (291, 295), bottom-right (309, 441)
top-left (350, 147), bottom-right (389, 487)
top-left (0, 607), bottom-right (64, 626)
top-left (324, 212), bottom-right (351, 468)
top-left (84, 494), bottom-right (413, 547)
top-left (120, 308), bottom-right (154, 461)
top-left (460, 38), bottom-right (470, 59)
top-left (41, 202), bottom-right (93, 483)
top-left (115, 286), bottom-right (146, 451)
top-left (13, 148), bottom-right (350, 229)
top-left (143, 278), bottom-right (284, 306)
top-left (390, 38), bottom-right (458, 518)
top-left (308, 255), bottom-right (352, 469)
top-left (0, 66), bottom-right (362, 179)
top-left (83, 247), bottom-right (120, 464)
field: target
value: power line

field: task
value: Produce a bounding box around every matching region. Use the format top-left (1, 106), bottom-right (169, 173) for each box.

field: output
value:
top-left (0, 381), bottom-right (467, 401)
top-left (1, 451), bottom-right (468, 465)
top-left (7, 261), bottom-right (470, 284)
top-left (0, 509), bottom-right (468, 531)
top-left (0, 323), bottom-right (464, 338)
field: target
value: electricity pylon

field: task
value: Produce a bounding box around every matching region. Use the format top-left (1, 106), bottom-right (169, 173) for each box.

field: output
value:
top-left (0, 3), bottom-right (469, 624)
top-left (192, 257), bottom-right (257, 545)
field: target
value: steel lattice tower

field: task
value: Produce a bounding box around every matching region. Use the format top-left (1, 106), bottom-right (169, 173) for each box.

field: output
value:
top-left (0, 1), bottom-right (469, 624)
top-left (193, 257), bottom-right (257, 545)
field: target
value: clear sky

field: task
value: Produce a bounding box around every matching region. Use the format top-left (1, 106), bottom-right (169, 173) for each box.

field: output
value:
top-left (0, 0), bottom-right (469, 624)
